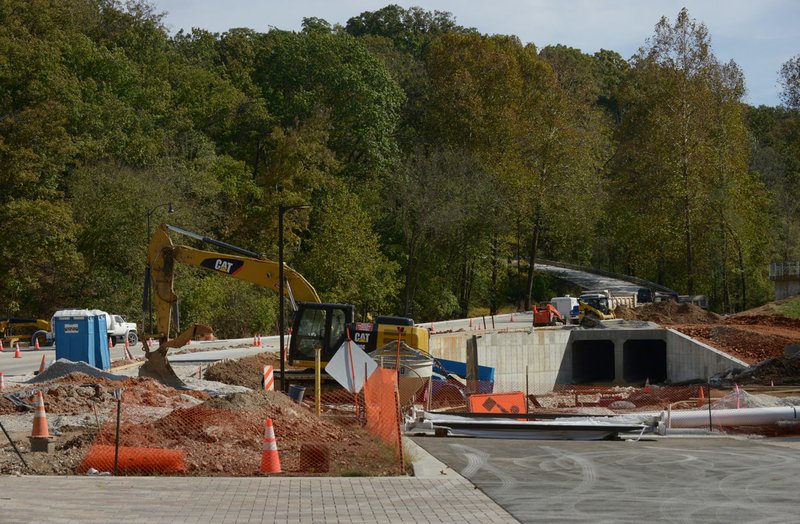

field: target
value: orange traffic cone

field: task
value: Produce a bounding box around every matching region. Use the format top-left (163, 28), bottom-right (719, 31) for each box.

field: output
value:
top-left (31, 391), bottom-right (50, 438)
top-left (696, 386), bottom-right (705, 407)
top-left (109, 336), bottom-right (113, 348)
top-left (14, 343), bottom-right (21, 358)
top-left (253, 334), bottom-right (258, 347)
top-left (0, 372), bottom-right (5, 390)
top-left (430, 323), bottom-right (435, 334)
top-left (35, 338), bottom-right (40, 350)
top-left (0, 339), bottom-right (4, 352)
top-left (38, 354), bottom-right (47, 375)
top-left (260, 418), bottom-right (281, 474)
top-left (469, 319), bottom-right (473, 329)
top-left (643, 378), bottom-right (651, 393)
top-left (511, 313), bottom-right (515, 322)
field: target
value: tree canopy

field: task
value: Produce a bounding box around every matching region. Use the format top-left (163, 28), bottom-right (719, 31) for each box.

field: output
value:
top-left (1, 2), bottom-right (796, 336)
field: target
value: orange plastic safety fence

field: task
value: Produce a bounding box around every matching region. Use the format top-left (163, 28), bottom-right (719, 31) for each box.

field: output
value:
top-left (363, 368), bottom-right (402, 457)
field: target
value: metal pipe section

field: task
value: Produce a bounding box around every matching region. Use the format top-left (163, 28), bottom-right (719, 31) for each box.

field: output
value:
top-left (664, 406), bottom-right (799, 429)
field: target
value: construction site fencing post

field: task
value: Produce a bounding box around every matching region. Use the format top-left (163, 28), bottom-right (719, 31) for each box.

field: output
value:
top-left (708, 382), bottom-right (713, 431)
top-left (315, 348), bottom-right (321, 417)
top-left (113, 388), bottom-right (122, 476)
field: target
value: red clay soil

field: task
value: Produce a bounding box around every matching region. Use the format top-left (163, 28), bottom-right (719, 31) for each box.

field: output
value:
top-left (1, 371), bottom-right (401, 476)
top-left (616, 301), bottom-right (800, 366)
top-left (92, 390), bottom-right (400, 476)
top-left (0, 373), bottom-right (209, 416)
top-left (203, 352), bottom-right (283, 390)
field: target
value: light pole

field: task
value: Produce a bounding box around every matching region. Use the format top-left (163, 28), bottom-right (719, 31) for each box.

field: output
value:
top-left (144, 202), bottom-right (174, 336)
top-left (279, 203), bottom-right (311, 392)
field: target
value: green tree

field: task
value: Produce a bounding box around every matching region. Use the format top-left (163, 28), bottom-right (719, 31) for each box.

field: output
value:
top-left (779, 54), bottom-right (800, 110)
top-left (612, 9), bottom-right (769, 308)
top-left (295, 180), bottom-right (399, 312)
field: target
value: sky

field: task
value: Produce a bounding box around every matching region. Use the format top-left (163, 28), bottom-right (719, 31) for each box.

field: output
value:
top-left (152, 0), bottom-right (799, 107)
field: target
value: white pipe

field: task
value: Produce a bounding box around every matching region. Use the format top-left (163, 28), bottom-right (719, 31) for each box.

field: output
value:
top-left (663, 406), bottom-right (799, 428)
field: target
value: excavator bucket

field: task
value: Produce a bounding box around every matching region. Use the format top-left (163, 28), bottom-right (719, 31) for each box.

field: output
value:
top-left (139, 324), bottom-right (213, 388)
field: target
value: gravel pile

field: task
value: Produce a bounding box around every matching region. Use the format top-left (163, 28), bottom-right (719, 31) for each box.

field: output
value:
top-left (28, 359), bottom-right (128, 384)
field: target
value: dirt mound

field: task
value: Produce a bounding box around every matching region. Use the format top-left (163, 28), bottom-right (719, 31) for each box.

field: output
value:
top-left (615, 301), bottom-right (722, 324)
top-left (732, 297), bottom-right (799, 317)
top-left (726, 314), bottom-right (800, 329)
top-left (204, 352), bottom-right (281, 390)
top-left (95, 390), bottom-right (400, 476)
top-left (675, 325), bottom-right (796, 364)
top-left (0, 373), bottom-right (208, 416)
top-left (714, 353), bottom-right (800, 386)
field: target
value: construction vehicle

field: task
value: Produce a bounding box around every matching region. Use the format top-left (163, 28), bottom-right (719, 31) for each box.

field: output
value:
top-left (144, 223), bottom-right (429, 383)
top-left (577, 293), bottom-right (616, 327)
top-left (1, 317), bottom-right (51, 347)
top-left (531, 304), bottom-right (564, 326)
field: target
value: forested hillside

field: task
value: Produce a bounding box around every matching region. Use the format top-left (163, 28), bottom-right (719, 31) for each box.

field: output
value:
top-left (1, 1), bottom-right (798, 336)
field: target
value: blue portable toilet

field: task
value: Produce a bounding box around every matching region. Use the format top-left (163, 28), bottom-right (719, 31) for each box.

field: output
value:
top-left (53, 309), bottom-right (98, 368)
top-left (90, 310), bottom-right (110, 370)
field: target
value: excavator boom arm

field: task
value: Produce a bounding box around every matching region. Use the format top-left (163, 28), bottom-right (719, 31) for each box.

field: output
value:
top-left (147, 223), bottom-right (320, 340)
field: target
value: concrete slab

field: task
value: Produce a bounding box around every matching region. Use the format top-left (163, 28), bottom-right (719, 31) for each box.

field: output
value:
top-left (411, 435), bottom-right (800, 523)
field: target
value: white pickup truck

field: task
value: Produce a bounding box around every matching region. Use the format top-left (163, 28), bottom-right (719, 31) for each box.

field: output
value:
top-left (103, 313), bottom-right (138, 346)
top-left (33, 310), bottom-right (138, 346)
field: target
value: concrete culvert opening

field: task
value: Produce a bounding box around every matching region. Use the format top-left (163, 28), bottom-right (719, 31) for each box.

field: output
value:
top-left (572, 340), bottom-right (614, 383)
top-left (623, 339), bottom-right (667, 383)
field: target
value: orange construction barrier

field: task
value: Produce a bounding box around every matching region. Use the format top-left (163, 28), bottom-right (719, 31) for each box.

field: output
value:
top-left (260, 418), bottom-right (281, 474)
top-left (78, 445), bottom-right (185, 475)
top-left (469, 391), bottom-right (527, 415)
top-left (262, 365), bottom-right (274, 391)
top-left (31, 391), bottom-right (50, 438)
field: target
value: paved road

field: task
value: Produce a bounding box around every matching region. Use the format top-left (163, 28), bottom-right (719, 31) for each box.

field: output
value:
top-left (411, 436), bottom-right (800, 523)
top-left (535, 263), bottom-right (642, 294)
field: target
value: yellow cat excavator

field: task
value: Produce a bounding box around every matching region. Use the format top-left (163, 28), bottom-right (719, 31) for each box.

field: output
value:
top-left (143, 223), bottom-right (428, 386)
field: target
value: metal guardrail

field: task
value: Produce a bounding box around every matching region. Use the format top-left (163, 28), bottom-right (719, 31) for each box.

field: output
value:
top-left (770, 262), bottom-right (800, 279)
top-left (536, 258), bottom-right (678, 294)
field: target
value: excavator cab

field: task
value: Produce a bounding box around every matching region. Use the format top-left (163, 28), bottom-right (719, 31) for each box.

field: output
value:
top-left (288, 303), bottom-right (429, 368)
top-left (289, 303), bottom-right (353, 367)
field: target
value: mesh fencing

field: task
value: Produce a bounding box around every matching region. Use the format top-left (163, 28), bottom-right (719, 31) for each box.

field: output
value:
top-left (76, 375), bottom-right (406, 477)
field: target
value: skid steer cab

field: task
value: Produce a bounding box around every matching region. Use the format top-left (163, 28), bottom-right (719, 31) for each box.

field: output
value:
top-left (288, 302), bottom-right (429, 368)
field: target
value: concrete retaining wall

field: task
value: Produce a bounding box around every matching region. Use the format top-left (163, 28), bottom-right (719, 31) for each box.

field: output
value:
top-left (429, 326), bottom-right (747, 389)
top-left (665, 329), bottom-right (748, 382)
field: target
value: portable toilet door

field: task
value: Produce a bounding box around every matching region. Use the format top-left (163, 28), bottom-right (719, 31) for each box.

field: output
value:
top-left (53, 309), bottom-right (96, 366)
top-left (92, 313), bottom-right (110, 370)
